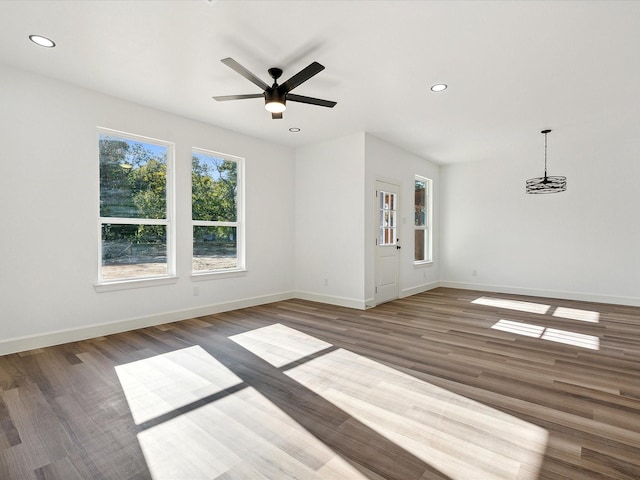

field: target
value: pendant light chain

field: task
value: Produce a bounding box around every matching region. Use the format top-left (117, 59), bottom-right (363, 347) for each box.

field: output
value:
top-left (543, 130), bottom-right (548, 178)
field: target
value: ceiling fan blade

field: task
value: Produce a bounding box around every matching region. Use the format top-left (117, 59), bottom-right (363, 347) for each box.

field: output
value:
top-left (221, 58), bottom-right (269, 90)
top-left (272, 112), bottom-right (283, 120)
top-left (287, 93), bottom-right (337, 108)
top-left (279, 62), bottom-right (325, 93)
top-left (212, 93), bottom-right (264, 102)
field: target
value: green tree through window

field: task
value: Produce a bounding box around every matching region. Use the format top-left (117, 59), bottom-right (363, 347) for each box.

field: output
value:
top-left (98, 131), bottom-right (172, 281)
top-left (192, 150), bottom-right (243, 273)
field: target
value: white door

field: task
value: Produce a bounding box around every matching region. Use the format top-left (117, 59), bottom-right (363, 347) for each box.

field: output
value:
top-left (375, 181), bottom-right (400, 305)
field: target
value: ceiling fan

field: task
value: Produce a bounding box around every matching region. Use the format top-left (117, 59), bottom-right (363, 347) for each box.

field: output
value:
top-left (212, 57), bottom-right (337, 119)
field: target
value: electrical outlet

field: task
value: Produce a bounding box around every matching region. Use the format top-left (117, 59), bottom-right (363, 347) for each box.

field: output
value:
top-left (472, 270), bottom-right (478, 277)
top-left (193, 286), bottom-right (200, 296)
top-left (323, 278), bottom-right (328, 286)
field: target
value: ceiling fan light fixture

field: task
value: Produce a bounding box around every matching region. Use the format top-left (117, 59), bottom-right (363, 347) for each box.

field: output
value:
top-left (526, 129), bottom-right (567, 194)
top-left (214, 58), bottom-right (336, 119)
top-left (265, 100), bottom-right (286, 113)
top-left (265, 88), bottom-right (286, 113)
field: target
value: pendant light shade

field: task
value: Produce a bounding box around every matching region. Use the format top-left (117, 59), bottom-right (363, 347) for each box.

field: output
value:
top-left (526, 129), bottom-right (566, 194)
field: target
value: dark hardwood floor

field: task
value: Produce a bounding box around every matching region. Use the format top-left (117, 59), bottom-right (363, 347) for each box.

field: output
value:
top-left (1, 287), bottom-right (639, 479)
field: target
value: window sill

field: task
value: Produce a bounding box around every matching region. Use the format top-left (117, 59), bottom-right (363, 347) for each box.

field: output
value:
top-left (95, 276), bottom-right (179, 292)
top-left (191, 269), bottom-right (247, 281)
top-left (413, 261), bottom-right (434, 268)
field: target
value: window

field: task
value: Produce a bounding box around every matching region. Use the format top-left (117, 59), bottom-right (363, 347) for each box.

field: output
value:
top-left (414, 176), bottom-right (432, 263)
top-left (192, 148), bottom-right (243, 273)
top-left (98, 129), bottom-right (174, 282)
top-left (378, 190), bottom-right (397, 246)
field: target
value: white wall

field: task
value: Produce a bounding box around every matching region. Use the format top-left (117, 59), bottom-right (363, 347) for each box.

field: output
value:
top-left (440, 127), bottom-right (640, 306)
top-left (293, 133), bottom-right (440, 309)
top-left (10, 61), bottom-right (633, 356)
top-left (364, 134), bottom-right (440, 303)
top-left (294, 133), bottom-right (367, 308)
top-left (0, 64), bottom-right (296, 354)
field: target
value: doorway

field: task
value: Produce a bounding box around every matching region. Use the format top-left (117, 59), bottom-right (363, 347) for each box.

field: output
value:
top-left (374, 181), bottom-right (400, 305)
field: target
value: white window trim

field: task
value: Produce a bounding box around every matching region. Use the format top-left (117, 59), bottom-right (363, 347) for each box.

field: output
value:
top-left (191, 147), bottom-right (245, 275)
top-left (95, 127), bottom-right (176, 290)
top-left (191, 269), bottom-right (247, 282)
top-left (95, 276), bottom-right (179, 293)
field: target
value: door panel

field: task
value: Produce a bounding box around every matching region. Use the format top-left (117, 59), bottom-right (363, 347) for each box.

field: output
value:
top-left (379, 256), bottom-right (398, 286)
top-left (375, 181), bottom-right (400, 305)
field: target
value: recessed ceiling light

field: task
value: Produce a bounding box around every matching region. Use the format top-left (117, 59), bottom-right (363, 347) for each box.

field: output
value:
top-left (29, 35), bottom-right (56, 48)
top-left (430, 84), bottom-right (447, 92)
top-left (289, 127), bottom-right (301, 133)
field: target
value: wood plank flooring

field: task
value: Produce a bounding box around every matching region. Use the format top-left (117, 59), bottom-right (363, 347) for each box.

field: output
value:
top-left (1, 287), bottom-right (639, 479)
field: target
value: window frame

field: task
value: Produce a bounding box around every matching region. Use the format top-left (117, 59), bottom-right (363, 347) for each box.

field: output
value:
top-left (96, 127), bottom-right (176, 289)
top-left (414, 175), bottom-right (432, 265)
top-left (191, 147), bottom-right (245, 278)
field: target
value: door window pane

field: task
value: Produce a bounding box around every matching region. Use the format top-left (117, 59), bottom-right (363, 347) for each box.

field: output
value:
top-left (379, 190), bottom-right (397, 246)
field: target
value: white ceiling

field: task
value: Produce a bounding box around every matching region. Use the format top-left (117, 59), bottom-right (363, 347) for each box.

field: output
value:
top-left (2, 0), bottom-right (639, 164)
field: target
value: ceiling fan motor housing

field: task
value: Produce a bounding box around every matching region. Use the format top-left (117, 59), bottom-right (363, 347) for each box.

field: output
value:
top-left (266, 67), bottom-right (286, 110)
top-left (265, 87), bottom-right (286, 111)
top-left (268, 67), bottom-right (283, 81)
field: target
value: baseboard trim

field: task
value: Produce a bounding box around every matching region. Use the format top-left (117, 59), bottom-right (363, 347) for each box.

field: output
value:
top-left (5, 282), bottom-right (637, 356)
top-left (439, 281), bottom-right (640, 307)
top-left (0, 291), bottom-right (295, 356)
top-left (294, 291), bottom-right (367, 310)
top-left (401, 281), bottom-right (441, 299)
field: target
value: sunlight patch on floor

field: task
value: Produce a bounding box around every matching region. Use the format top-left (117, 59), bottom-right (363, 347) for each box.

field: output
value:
top-left (136, 385), bottom-right (368, 480)
top-left (116, 324), bottom-right (551, 479)
top-left (284, 348), bottom-right (549, 480)
top-left (491, 320), bottom-right (600, 350)
top-left (541, 328), bottom-right (600, 350)
top-left (229, 323), bottom-right (333, 367)
top-left (491, 319), bottom-right (545, 337)
top-left (472, 296), bottom-right (601, 325)
top-left (235, 325), bottom-right (549, 480)
top-left (472, 296), bottom-right (551, 314)
top-left (552, 306), bottom-right (600, 323)
top-left (115, 345), bottom-right (242, 425)
top-left (116, 344), bottom-right (367, 479)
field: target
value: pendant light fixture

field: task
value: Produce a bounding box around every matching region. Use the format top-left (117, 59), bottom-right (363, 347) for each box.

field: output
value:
top-left (526, 129), bottom-right (566, 194)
